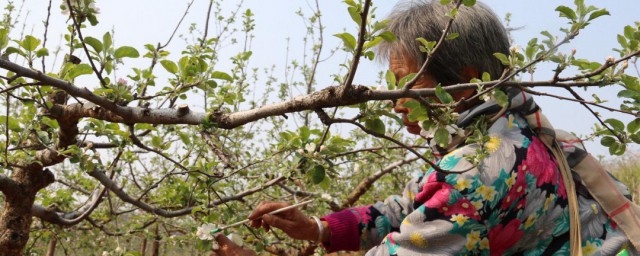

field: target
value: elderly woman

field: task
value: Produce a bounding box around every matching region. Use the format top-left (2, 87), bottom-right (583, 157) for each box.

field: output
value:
top-left (214, 1), bottom-right (637, 255)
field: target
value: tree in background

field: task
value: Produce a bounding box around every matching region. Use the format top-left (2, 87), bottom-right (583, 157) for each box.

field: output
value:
top-left (0, 0), bottom-right (638, 255)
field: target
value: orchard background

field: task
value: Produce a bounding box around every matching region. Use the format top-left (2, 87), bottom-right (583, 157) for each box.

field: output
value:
top-left (0, 0), bottom-right (638, 255)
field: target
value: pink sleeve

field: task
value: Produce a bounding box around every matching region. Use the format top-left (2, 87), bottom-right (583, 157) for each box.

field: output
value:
top-left (320, 209), bottom-right (361, 253)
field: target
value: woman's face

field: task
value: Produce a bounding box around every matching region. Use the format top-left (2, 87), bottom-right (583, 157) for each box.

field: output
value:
top-left (390, 52), bottom-right (437, 135)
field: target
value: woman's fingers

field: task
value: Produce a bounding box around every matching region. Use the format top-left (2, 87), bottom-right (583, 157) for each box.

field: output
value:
top-left (262, 214), bottom-right (297, 231)
top-left (248, 201), bottom-right (291, 220)
top-left (249, 201), bottom-right (295, 230)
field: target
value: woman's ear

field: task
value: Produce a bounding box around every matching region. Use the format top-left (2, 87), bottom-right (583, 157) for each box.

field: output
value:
top-left (461, 66), bottom-right (479, 82)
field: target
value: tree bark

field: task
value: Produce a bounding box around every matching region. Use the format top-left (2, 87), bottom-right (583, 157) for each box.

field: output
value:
top-left (141, 238), bottom-right (147, 256)
top-left (151, 224), bottom-right (160, 256)
top-left (0, 166), bottom-right (54, 255)
top-left (46, 234), bottom-right (57, 256)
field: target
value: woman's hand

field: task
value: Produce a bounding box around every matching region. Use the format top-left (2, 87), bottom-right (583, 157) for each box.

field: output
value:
top-left (211, 234), bottom-right (256, 256)
top-left (248, 201), bottom-right (326, 242)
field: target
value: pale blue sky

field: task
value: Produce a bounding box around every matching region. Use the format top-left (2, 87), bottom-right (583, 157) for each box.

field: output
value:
top-left (14, 0), bottom-right (640, 156)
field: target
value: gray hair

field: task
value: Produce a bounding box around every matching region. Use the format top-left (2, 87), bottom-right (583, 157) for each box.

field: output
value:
top-left (378, 0), bottom-right (510, 85)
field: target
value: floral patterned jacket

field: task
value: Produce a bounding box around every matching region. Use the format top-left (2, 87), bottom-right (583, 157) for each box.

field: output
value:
top-left (321, 91), bottom-right (636, 255)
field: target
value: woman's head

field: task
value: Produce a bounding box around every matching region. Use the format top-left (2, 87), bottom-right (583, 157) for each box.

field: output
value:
top-left (380, 1), bottom-right (510, 134)
top-left (378, 0), bottom-right (510, 86)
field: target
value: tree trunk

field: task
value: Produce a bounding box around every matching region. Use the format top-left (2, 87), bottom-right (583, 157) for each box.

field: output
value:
top-left (0, 192), bottom-right (37, 255)
top-left (141, 238), bottom-right (147, 256)
top-left (0, 166), bottom-right (55, 255)
top-left (151, 224), bottom-right (160, 256)
top-left (46, 234), bottom-right (57, 256)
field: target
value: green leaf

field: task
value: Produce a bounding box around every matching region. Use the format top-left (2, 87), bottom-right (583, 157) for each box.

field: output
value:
top-left (67, 64), bottom-right (94, 79)
top-left (334, 33), bottom-right (357, 51)
top-left (365, 118), bottom-right (386, 134)
top-left (103, 32), bottom-right (112, 50)
top-left (87, 13), bottom-right (99, 26)
top-left (440, 0), bottom-right (451, 4)
top-left (347, 6), bottom-right (362, 25)
top-left (160, 60), bottom-right (178, 74)
top-left (493, 53), bottom-right (510, 65)
top-left (434, 127), bottom-right (450, 147)
top-left (21, 35), bottom-right (41, 52)
top-left (624, 25), bottom-right (635, 40)
top-left (627, 118), bottom-right (640, 134)
top-left (493, 90), bottom-right (509, 107)
top-left (0, 116), bottom-right (22, 132)
top-left (364, 51), bottom-right (375, 60)
top-left (398, 73), bottom-right (417, 89)
top-left (587, 9), bottom-right (610, 21)
top-left (555, 6), bottom-right (577, 21)
top-left (35, 48), bottom-right (49, 57)
top-left (364, 36), bottom-right (383, 50)
top-left (600, 136), bottom-right (616, 147)
top-left (309, 165), bottom-right (326, 184)
top-left (212, 71), bottom-right (233, 82)
top-left (83, 36), bottom-right (103, 53)
top-left (179, 132), bottom-right (191, 145)
top-left (299, 126), bottom-right (311, 141)
top-left (481, 72), bottom-right (491, 82)
top-left (404, 100), bottom-right (428, 122)
top-left (41, 116), bottom-right (59, 129)
top-left (446, 33), bottom-right (459, 40)
top-left (0, 28), bottom-right (9, 50)
top-left (461, 0), bottom-right (476, 7)
top-left (379, 31), bottom-right (396, 42)
top-left (608, 141), bottom-right (626, 156)
top-left (385, 70), bottom-right (396, 90)
top-left (604, 118), bottom-right (625, 132)
top-left (114, 46), bottom-right (140, 58)
top-left (435, 85), bottom-right (453, 104)
top-left (4, 47), bottom-right (24, 57)
top-left (151, 136), bottom-right (163, 149)
top-left (416, 38), bottom-right (437, 53)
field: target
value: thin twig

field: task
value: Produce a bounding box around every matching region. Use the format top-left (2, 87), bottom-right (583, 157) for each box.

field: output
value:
top-left (342, 0), bottom-right (372, 91)
top-left (557, 49), bottom-right (640, 82)
top-left (315, 109), bottom-right (468, 174)
top-left (65, 0), bottom-right (108, 88)
top-left (127, 125), bottom-right (191, 172)
top-left (160, 0), bottom-right (195, 49)
top-left (201, 0), bottom-right (214, 48)
top-left (520, 86), bottom-right (636, 116)
top-left (41, 0), bottom-right (52, 73)
top-left (339, 157), bottom-right (419, 209)
top-left (565, 87), bottom-right (626, 143)
top-left (0, 82), bottom-right (42, 94)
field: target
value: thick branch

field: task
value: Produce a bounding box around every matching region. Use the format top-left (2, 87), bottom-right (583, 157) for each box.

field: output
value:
top-left (31, 188), bottom-right (105, 226)
top-left (0, 58), bottom-right (618, 130)
top-left (0, 174), bottom-right (19, 195)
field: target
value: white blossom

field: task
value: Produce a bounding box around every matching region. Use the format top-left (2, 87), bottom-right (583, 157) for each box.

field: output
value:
top-left (321, 193), bottom-right (333, 201)
top-left (196, 223), bottom-right (217, 240)
top-left (305, 143), bottom-right (316, 152)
